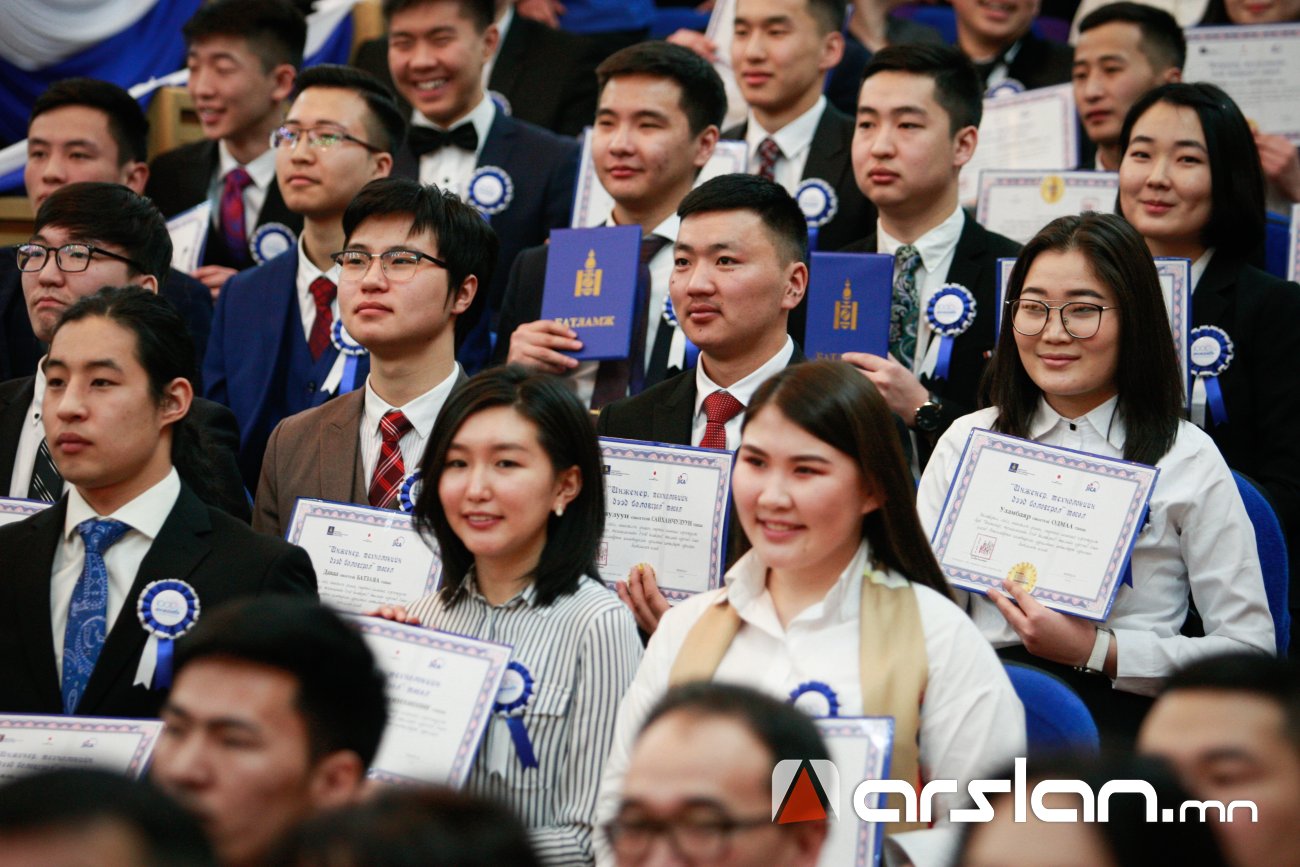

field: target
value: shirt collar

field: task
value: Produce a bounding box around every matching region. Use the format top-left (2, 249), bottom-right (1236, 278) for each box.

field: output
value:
top-left (217, 140), bottom-right (277, 189)
top-left (363, 363), bottom-right (462, 440)
top-left (604, 212), bottom-right (680, 242)
top-left (877, 206), bottom-right (965, 271)
top-left (63, 467), bottom-right (181, 543)
top-left (693, 336), bottom-right (794, 419)
top-left (31, 360), bottom-right (47, 420)
top-left (296, 235), bottom-right (340, 286)
top-left (723, 539), bottom-right (904, 624)
top-left (1191, 248), bottom-right (1216, 292)
top-left (462, 568), bottom-right (539, 609)
top-left (745, 96), bottom-right (826, 162)
top-left (411, 93), bottom-right (496, 146)
top-left (1028, 394), bottom-right (1125, 449)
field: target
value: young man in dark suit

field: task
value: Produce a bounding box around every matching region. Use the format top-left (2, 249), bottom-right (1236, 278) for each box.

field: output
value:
top-left (384, 0), bottom-right (580, 372)
top-left (145, 0), bottom-right (306, 298)
top-left (253, 178), bottom-right (496, 536)
top-left (0, 287), bottom-right (316, 719)
top-left (841, 45), bottom-right (1021, 465)
top-left (951, 0), bottom-right (1072, 92)
top-left (203, 65), bottom-right (402, 491)
top-left (2, 183), bottom-right (248, 521)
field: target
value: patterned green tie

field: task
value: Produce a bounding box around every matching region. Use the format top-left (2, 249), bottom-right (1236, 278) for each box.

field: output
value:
top-left (890, 244), bottom-right (922, 368)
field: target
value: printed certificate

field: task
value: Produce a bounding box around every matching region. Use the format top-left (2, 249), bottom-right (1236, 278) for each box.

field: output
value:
top-left (286, 499), bottom-right (441, 613)
top-left (814, 717), bottom-right (894, 867)
top-left (350, 616), bottom-right (511, 788)
top-left (1184, 25), bottom-right (1300, 143)
top-left (0, 716), bottom-right (163, 782)
top-left (930, 430), bottom-right (1158, 620)
top-left (598, 438), bottom-right (733, 600)
top-left (0, 496), bottom-right (50, 528)
top-left (976, 170), bottom-right (1118, 244)
top-left (165, 202), bottom-right (210, 274)
top-left (959, 84), bottom-right (1078, 206)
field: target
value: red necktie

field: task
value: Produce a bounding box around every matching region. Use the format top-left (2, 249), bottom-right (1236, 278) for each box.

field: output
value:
top-left (307, 276), bottom-right (336, 361)
top-left (219, 167), bottom-right (253, 265)
top-left (700, 390), bottom-right (745, 450)
top-left (368, 410), bottom-right (414, 509)
top-left (756, 137), bottom-right (781, 182)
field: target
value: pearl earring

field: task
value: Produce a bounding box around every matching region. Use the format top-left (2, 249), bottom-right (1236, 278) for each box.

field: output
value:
top-left (554, 503), bottom-right (565, 517)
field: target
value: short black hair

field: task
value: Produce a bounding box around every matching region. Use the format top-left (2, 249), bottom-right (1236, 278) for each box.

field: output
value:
top-left (678, 173), bottom-right (808, 265)
top-left (293, 64), bottom-right (407, 155)
top-left (804, 0), bottom-right (849, 34)
top-left (415, 366), bottom-right (605, 608)
top-left (596, 41), bottom-right (728, 136)
top-left (1078, 2), bottom-right (1186, 71)
top-left (34, 182), bottom-right (171, 282)
top-left (29, 78), bottom-right (149, 164)
top-left (1118, 82), bottom-right (1264, 261)
top-left (183, 0), bottom-right (307, 70)
top-left (1164, 654), bottom-right (1300, 752)
top-left (861, 44), bottom-right (983, 133)
top-left (267, 787), bottom-right (542, 867)
top-left (342, 177), bottom-right (499, 299)
top-left (173, 596), bottom-right (388, 766)
top-left (0, 770), bottom-right (215, 867)
top-left (642, 682), bottom-right (832, 766)
top-left (383, 0), bottom-right (496, 31)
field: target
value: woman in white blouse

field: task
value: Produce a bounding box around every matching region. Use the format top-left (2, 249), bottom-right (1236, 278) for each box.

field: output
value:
top-left (916, 212), bottom-right (1274, 745)
top-left (597, 360), bottom-right (1024, 844)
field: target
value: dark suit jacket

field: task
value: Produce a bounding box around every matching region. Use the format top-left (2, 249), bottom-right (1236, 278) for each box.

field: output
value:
top-left (145, 141), bottom-right (303, 270)
top-left (0, 483), bottom-right (316, 717)
top-left (392, 111), bottom-right (579, 373)
top-left (999, 31), bottom-right (1073, 92)
top-left (841, 215), bottom-right (1022, 453)
top-left (0, 376), bottom-right (251, 522)
top-left (353, 16), bottom-right (597, 138)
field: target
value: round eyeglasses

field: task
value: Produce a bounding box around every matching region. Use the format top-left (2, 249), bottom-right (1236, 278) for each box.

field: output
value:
top-left (331, 249), bottom-right (448, 282)
top-left (1006, 299), bottom-right (1118, 339)
top-left (16, 242), bottom-right (146, 275)
top-left (270, 125), bottom-right (381, 153)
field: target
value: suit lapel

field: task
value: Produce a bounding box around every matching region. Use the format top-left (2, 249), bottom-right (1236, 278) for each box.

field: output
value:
top-left (0, 377), bottom-right (35, 491)
top-left (944, 217), bottom-right (988, 291)
top-left (12, 502), bottom-right (66, 710)
top-left (477, 112), bottom-right (517, 170)
top-left (1191, 252), bottom-right (1236, 328)
top-left (320, 391), bottom-right (366, 504)
top-left (801, 107), bottom-right (848, 183)
top-left (653, 371), bottom-right (699, 445)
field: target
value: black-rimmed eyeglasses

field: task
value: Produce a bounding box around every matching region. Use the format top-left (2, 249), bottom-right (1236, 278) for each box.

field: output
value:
top-left (602, 813), bottom-right (773, 861)
top-left (331, 249), bottom-right (448, 282)
top-left (16, 242), bottom-right (146, 275)
top-left (1006, 299), bottom-right (1118, 339)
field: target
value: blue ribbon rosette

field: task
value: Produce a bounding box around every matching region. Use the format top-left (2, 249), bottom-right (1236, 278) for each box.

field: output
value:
top-left (494, 660), bottom-right (539, 769)
top-left (924, 284), bottom-right (977, 381)
top-left (398, 470), bottom-right (422, 514)
top-left (795, 178), bottom-right (838, 252)
top-left (787, 681), bottom-right (840, 718)
top-left (467, 166), bottom-right (514, 218)
top-left (1189, 325), bottom-right (1233, 429)
top-left (250, 222), bottom-right (296, 265)
top-left (662, 294), bottom-right (701, 371)
top-left (330, 320), bottom-right (368, 395)
top-left (133, 580), bottom-right (201, 690)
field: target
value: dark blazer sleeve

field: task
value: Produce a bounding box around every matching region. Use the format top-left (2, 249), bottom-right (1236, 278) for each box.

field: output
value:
top-left (160, 268), bottom-right (214, 387)
top-left (187, 397), bottom-right (252, 522)
top-left (146, 141), bottom-right (215, 218)
top-left (492, 244), bottom-right (549, 366)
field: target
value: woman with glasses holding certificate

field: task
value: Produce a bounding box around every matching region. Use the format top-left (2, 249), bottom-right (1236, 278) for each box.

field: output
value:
top-left (374, 366), bottom-right (642, 866)
top-left (597, 360), bottom-right (1025, 840)
top-left (917, 212), bottom-right (1274, 745)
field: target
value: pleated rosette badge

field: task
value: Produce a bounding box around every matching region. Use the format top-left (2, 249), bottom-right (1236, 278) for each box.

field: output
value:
top-left (788, 681), bottom-right (840, 718)
top-left (795, 178), bottom-right (838, 251)
top-left (398, 470), bottom-right (422, 514)
top-left (467, 166), bottom-right (514, 217)
top-left (250, 223), bottom-right (296, 265)
top-left (493, 660), bottom-right (539, 768)
top-left (331, 320), bottom-right (368, 395)
top-left (1189, 325), bottom-right (1233, 428)
top-left (925, 284), bottom-right (977, 380)
top-left (133, 580), bottom-right (200, 690)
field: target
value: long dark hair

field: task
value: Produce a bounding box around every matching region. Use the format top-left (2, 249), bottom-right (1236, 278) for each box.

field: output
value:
top-left (414, 366), bottom-right (605, 608)
top-left (52, 286), bottom-right (230, 511)
top-left (987, 213), bottom-right (1181, 465)
top-left (742, 360), bottom-right (950, 597)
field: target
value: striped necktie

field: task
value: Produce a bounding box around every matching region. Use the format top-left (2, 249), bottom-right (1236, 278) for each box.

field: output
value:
top-left (28, 438), bottom-right (62, 502)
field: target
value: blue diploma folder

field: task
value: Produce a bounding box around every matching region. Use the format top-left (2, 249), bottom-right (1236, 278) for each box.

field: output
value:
top-left (804, 252), bottom-right (893, 359)
top-left (540, 225), bottom-right (644, 361)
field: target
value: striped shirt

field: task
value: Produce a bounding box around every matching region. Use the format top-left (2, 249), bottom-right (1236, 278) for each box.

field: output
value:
top-left (408, 574), bottom-right (642, 865)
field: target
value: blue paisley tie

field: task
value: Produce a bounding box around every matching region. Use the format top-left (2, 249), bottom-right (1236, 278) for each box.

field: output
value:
top-left (62, 518), bottom-right (130, 713)
top-left (890, 244), bottom-right (922, 368)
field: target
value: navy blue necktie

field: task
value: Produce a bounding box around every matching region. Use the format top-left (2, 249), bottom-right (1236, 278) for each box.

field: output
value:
top-left (62, 518), bottom-right (131, 713)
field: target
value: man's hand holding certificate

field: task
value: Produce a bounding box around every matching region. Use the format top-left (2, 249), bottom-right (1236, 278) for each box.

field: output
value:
top-left (930, 430), bottom-right (1158, 620)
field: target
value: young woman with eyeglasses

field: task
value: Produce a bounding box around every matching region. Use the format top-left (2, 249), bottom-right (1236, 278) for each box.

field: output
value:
top-left (916, 213), bottom-right (1274, 745)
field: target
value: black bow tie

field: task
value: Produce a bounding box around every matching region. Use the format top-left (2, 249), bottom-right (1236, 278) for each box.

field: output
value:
top-left (409, 123), bottom-right (479, 157)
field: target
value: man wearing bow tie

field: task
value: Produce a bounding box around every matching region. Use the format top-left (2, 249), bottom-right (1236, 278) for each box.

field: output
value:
top-left (385, 0), bottom-right (580, 374)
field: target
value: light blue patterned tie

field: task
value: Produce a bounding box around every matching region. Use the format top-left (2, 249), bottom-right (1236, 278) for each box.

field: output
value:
top-left (890, 244), bottom-right (922, 368)
top-left (62, 518), bottom-right (131, 714)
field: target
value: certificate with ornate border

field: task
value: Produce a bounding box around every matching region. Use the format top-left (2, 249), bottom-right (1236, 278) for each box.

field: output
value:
top-left (930, 430), bottom-right (1159, 620)
top-left (0, 496), bottom-right (50, 528)
top-left (165, 201), bottom-right (210, 274)
top-left (1184, 25), bottom-right (1300, 144)
top-left (287, 498), bottom-right (441, 613)
top-left (975, 170), bottom-right (1118, 244)
top-left (814, 717), bottom-right (894, 867)
top-left (0, 715), bottom-right (163, 782)
top-left (958, 83), bottom-right (1077, 206)
top-left (597, 437), bottom-right (733, 600)
top-left (350, 616), bottom-right (511, 788)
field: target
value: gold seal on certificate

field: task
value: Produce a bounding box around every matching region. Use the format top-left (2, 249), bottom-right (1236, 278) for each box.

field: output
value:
top-left (1006, 561), bottom-right (1038, 591)
top-left (1039, 175), bottom-right (1064, 204)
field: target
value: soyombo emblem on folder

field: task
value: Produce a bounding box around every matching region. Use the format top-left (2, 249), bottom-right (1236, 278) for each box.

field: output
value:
top-left (834, 279), bottom-right (858, 331)
top-left (575, 249), bottom-right (602, 297)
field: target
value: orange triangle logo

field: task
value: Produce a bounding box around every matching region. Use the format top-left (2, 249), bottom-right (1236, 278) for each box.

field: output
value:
top-left (775, 764), bottom-right (829, 824)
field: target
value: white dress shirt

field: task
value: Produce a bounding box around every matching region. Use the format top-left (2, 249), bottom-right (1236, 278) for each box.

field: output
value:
top-left (743, 96), bottom-right (826, 194)
top-left (876, 206), bottom-right (965, 378)
top-left (1191, 247), bottom-right (1216, 293)
top-left (8, 364), bottom-right (55, 498)
top-left (359, 365), bottom-right (461, 484)
top-left (210, 142), bottom-right (277, 235)
top-left (50, 469), bottom-right (182, 679)
top-left (413, 95), bottom-right (495, 196)
top-left (691, 336), bottom-right (794, 451)
top-left (294, 236), bottom-right (341, 342)
top-left (916, 398), bottom-right (1276, 697)
top-left (595, 540), bottom-right (1026, 848)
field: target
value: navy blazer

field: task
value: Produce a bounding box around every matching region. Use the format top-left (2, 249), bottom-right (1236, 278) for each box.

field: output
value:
top-left (202, 249), bottom-right (370, 490)
top-left (0, 483), bottom-right (316, 717)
